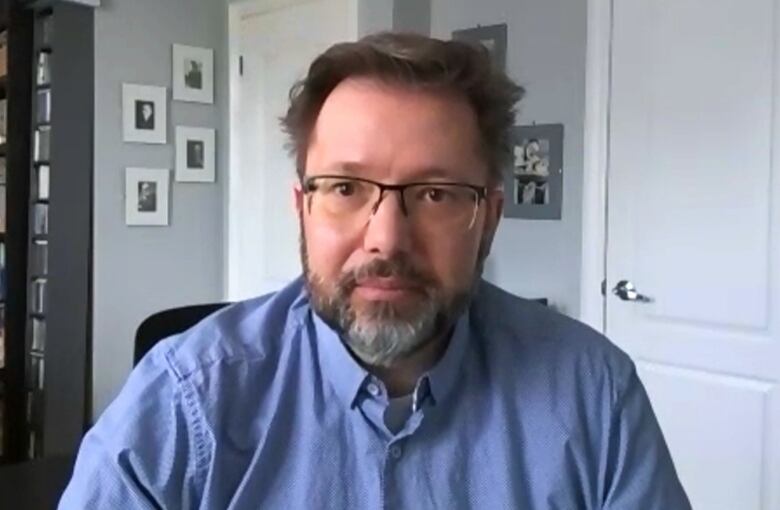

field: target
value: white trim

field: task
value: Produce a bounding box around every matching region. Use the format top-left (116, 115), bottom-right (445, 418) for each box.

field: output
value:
top-left (579, 0), bottom-right (612, 333)
top-left (236, 0), bottom-right (320, 19)
top-left (347, 0), bottom-right (360, 40)
top-left (227, 2), bottom-right (243, 301)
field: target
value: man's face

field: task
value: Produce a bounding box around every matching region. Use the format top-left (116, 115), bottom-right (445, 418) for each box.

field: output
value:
top-left (142, 104), bottom-right (153, 118)
top-left (296, 78), bottom-right (503, 366)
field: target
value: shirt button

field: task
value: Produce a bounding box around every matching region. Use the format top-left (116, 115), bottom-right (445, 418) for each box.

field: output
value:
top-left (390, 445), bottom-right (403, 460)
top-left (366, 382), bottom-right (381, 397)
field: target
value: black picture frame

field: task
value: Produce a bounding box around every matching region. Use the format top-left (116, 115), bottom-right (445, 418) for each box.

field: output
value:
top-left (452, 23), bottom-right (508, 71)
top-left (503, 123), bottom-right (564, 220)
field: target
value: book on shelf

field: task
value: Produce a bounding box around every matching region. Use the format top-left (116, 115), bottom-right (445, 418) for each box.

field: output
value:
top-left (36, 164), bottom-right (50, 201)
top-left (0, 98), bottom-right (7, 143)
top-left (31, 317), bottom-right (46, 353)
top-left (0, 31), bottom-right (7, 77)
top-left (33, 203), bottom-right (48, 236)
top-left (36, 90), bottom-right (50, 125)
top-left (31, 278), bottom-right (47, 316)
top-left (36, 51), bottom-right (51, 87)
top-left (34, 126), bottom-right (51, 162)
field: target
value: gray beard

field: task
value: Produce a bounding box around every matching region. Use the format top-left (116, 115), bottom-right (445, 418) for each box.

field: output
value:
top-left (301, 238), bottom-right (480, 368)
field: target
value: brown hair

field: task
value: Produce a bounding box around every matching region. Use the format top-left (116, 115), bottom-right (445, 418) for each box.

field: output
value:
top-left (280, 32), bottom-right (524, 185)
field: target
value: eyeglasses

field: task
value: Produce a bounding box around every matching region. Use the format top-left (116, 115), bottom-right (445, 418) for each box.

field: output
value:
top-left (302, 175), bottom-right (488, 232)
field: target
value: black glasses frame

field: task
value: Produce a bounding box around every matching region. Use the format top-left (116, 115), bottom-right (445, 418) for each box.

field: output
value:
top-left (302, 174), bottom-right (488, 217)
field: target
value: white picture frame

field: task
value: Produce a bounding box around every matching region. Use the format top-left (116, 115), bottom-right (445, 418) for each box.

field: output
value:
top-left (125, 167), bottom-right (170, 226)
top-left (122, 84), bottom-right (167, 144)
top-left (175, 126), bottom-right (216, 183)
top-left (172, 44), bottom-right (214, 104)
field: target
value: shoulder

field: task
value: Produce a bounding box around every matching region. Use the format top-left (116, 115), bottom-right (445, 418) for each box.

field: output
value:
top-left (153, 277), bottom-right (309, 381)
top-left (471, 280), bottom-right (634, 397)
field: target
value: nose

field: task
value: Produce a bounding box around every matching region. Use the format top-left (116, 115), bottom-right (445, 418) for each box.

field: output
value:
top-left (362, 190), bottom-right (413, 256)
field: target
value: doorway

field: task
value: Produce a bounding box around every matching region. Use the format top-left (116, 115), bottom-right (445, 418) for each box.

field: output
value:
top-left (227, 0), bottom-right (358, 300)
top-left (584, 1), bottom-right (780, 508)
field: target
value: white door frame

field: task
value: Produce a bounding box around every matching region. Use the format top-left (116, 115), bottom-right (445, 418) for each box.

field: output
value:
top-left (225, 0), bottom-right (360, 299)
top-left (579, 0), bottom-right (612, 332)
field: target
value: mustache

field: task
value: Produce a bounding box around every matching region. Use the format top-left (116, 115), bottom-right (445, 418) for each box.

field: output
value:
top-left (337, 256), bottom-right (436, 295)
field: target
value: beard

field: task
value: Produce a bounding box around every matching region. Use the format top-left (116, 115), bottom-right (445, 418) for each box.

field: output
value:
top-left (301, 236), bottom-right (482, 368)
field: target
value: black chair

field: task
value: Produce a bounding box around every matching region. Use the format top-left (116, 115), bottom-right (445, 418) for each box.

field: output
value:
top-left (134, 303), bottom-right (231, 366)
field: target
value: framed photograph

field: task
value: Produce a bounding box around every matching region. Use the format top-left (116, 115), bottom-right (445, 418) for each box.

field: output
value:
top-left (125, 167), bottom-right (170, 226)
top-left (452, 23), bottom-right (508, 71)
top-left (172, 44), bottom-right (214, 104)
top-left (122, 84), bottom-right (167, 144)
top-left (503, 123), bottom-right (564, 220)
top-left (176, 126), bottom-right (216, 182)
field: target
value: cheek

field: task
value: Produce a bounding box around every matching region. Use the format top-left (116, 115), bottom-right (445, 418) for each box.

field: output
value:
top-left (303, 216), bottom-right (357, 279)
top-left (418, 229), bottom-right (482, 287)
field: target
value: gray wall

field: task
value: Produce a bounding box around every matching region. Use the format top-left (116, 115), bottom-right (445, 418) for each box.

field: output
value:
top-left (90, 0), bottom-right (586, 416)
top-left (430, 0), bottom-right (586, 316)
top-left (92, 0), bottom-right (228, 417)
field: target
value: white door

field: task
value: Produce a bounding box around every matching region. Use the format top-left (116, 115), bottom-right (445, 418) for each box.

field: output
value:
top-left (606, 1), bottom-right (780, 509)
top-left (228, 0), bottom-right (358, 300)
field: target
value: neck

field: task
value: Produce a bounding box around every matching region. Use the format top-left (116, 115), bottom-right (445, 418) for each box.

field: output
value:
top-left (368, 328), bottom-right (452, 398)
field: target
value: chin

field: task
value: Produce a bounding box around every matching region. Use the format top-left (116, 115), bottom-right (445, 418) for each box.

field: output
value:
top-left (350, 294), bottom-right (422, 321)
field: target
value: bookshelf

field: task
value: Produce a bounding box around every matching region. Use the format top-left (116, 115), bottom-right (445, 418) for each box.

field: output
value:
top-left (0, 0), bottom-right (34, 464)
top-left (2, 0), bottom-right (93, 463)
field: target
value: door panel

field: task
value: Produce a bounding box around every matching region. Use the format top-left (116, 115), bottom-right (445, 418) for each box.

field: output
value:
top-left (230, 0), bottom-right (355, 300)
top-left (638, 362), bottom-right (772, 510)
top-left (607, 0), bottom-right (780, 507)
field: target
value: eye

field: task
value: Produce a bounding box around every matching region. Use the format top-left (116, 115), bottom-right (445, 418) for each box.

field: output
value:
top-left (422, 187), bottom-right (451, 202)
top-left (328, 181), bottom-right (356, 196)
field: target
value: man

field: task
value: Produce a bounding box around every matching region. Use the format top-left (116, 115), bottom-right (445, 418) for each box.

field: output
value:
top-left (135, 101), bottom-right (155, 130)
top-left (188, 140), bottom-right (205, 169)
top-left (185, 59), bottom-right (204, 90)
top-left (137, 181), bottom-right (157, 212)
top-left (60, 33), bottom-right (690, 509)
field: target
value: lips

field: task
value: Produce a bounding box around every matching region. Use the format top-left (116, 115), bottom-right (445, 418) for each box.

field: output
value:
top-left (356, 277), bottom-right (418, 290)
top-left (353, 278), bottom-right (422, 300)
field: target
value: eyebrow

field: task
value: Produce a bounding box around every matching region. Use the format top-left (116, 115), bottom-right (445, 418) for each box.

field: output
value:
top-left (319, 162), bottom-right (465, 181)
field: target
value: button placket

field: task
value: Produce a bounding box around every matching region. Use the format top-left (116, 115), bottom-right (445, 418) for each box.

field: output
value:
top-left (366, 382), bottom-right (381, 398)
top-left (389, 444), bottom-right (403, 460)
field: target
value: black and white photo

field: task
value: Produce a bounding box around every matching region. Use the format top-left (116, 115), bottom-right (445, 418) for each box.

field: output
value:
top-left (134, 100), bottom-right (155, 130)
top-left (184, 59), bottom-right (204, 90)
top-left (173, 44), bottom-right (214, 104)
top-left (123, 84), bottom-right (167, 144)
top-left (137, 181), bottom-right (157, 212)
top-left (126, 168), bottom-right (170, 226)
top-left (187, 140), bottom-right (205, 169)
top-left (504, 123), bottom-right (564, 220)
top-left (176, 126), bottom-right (216, 182)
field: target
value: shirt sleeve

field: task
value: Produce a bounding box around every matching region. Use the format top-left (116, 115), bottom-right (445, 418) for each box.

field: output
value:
top-left (602, 363), bottom-right (692, 510)
top-left (58, 343), bottom-right (204, 510)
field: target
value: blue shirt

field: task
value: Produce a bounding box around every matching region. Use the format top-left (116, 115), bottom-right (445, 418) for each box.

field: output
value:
top-left (59, 277), bottom-right (690, 509)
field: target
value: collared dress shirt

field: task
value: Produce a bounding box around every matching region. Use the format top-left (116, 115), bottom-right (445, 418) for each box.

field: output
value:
top-left (59, 277), bottom-right (691, 509)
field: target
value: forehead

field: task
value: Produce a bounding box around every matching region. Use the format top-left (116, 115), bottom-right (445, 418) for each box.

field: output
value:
top-left (305, 77), bottom-right (487, 182)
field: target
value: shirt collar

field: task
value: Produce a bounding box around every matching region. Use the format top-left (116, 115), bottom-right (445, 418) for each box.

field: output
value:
top-left (311, 310), bottom-right (371, 409)
top-left (309, 300), bottom-right (471, 410)
top-left (421, 309), bottom-right (470, 407)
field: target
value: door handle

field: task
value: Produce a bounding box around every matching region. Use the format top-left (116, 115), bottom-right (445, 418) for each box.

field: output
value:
top-left (612, 280), bottom-right (654, 303)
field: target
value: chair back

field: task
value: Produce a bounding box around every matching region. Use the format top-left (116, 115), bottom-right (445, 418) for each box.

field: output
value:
top-left (134, 303), bottom-right (230, 365)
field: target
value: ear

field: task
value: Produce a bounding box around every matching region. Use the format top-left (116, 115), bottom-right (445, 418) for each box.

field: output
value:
top-left (294, 181), bottom-right (304, 215)
top-left (480, 189), bottom-right (504, 257)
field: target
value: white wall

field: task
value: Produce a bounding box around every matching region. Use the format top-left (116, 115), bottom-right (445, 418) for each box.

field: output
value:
top-left (92, 0), bottom-right (229, 417)
top-left (430, 0), bottom-right (587, 316)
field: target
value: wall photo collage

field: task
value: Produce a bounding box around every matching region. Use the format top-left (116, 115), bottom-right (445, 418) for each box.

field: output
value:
top-left (452, 23), bottom-right (564, 221)
top-left (122, 44), bottom-right (215, 226)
